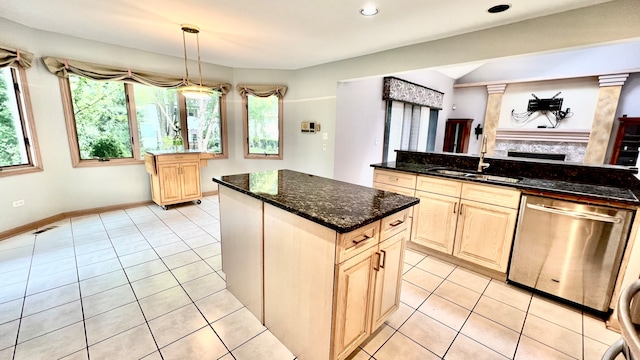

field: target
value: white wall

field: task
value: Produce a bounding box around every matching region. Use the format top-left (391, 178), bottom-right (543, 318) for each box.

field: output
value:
top-left (498, 78), bottom-right (599, 130)
top-left (450, 87), bottom-right (487, 155)
top-left (2, 0), bottom-right (640, 232)
top-left (333, 70), bottom-right (455, 186)
top-left (617, 73), bottom-right (640, 118)
top-left (457, 41), bottom-right (640, 85)
top-left (333, 78), bottom-right (386, 186)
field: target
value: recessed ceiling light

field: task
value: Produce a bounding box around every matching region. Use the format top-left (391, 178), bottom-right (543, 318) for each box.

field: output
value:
top-left (488, 4), bottom-right (511, 13)
top-left (360, 7), bottom-right (379, 16)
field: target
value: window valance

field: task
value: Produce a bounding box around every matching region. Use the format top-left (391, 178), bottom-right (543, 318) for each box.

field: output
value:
top-left (237, 84), bottom-right (287, 98)
top-left (382, 76), bottom-right (444, 109)
top-left (0, 45), bottom-right (34, 69)
top-left (42, 56), bottom-right (231, 94)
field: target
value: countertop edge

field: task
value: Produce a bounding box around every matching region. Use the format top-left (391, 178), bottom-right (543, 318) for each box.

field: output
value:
top-left (213, 176), bottom-right (419, 233)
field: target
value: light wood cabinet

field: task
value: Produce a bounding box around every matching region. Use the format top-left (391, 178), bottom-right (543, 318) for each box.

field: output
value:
top-left (332, 216), bottom-right (408, 360)
top-left (219, 186), bottom-right (264, 323)
top-left (373, 168), bottom-right (521, 274)
top-left (373, 169), bottom-right (416, 241)
top-left (453, 199), bottom-right (518, 272)
top-left (332, 245), bottom-right (378, 360)
top-left (416, 174), bottom-right (520, 273)
top-left (222, 186), bottom-right (413, 360)
top-left (412, 190), bottom-right (458, 254)
top-left (371, 231), bottom-right (405, 330)
top-left (144, 152), bottom-right (202, 209)
top-left (373, 169), bottom-right (417, 190)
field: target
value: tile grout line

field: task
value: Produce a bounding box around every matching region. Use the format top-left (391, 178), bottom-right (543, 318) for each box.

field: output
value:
top-left (10, 230), bottom-right (37, 360)
top-left (158, 204), bottom-right (236, 358)
top-left (438, 265), bottom-right (490, 359)
top-left (98, 208), bottom-right (167, 360)
top-left (0, 201), bottom-right (219, 360)
top-left (370, 260), bottom-right (452, 359)
top-left (69, 217), bottom-right (93, 360)
top-left (136, 203), bottom-right (235, 358)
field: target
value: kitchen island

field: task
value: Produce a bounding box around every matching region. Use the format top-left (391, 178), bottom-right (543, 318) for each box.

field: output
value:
top-left (213, 170), bottom-right (419, 360)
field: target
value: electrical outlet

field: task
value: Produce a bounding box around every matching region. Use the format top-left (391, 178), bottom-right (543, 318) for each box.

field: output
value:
top-left (12, 199), bottom-right (25, 207)
top-left (323, 144), bottom-right (327, 151)
top-left (322, 132), bottom-right (328, 140)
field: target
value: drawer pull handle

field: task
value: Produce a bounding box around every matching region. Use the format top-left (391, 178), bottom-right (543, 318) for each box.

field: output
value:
top-left (352, 234), bottom-right (371, 245)
top-left (380, 250), bottom-right (387, 268)
top-left (389, 220), bottom-right (404, 227)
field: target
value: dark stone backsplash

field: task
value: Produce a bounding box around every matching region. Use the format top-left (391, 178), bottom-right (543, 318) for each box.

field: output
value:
top-left (395, 151), bottom-right (640, 190)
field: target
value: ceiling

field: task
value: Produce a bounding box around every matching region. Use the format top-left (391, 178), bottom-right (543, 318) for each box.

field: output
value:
top-left (0, 0), bottom-right (614, 70)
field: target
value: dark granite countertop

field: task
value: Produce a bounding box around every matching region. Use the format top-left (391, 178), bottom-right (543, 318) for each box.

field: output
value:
top-left (213, 169), bottom-right (420, 233)
top-left (372, 161), bottom-right (640, 206)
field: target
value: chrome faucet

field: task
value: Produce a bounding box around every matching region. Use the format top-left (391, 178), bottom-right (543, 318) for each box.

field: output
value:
top-left (477, 135), bottom-right (490, 172)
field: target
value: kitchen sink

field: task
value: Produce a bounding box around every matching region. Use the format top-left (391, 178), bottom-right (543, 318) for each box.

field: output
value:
top-left (432, 169), bottom-right (520, 183)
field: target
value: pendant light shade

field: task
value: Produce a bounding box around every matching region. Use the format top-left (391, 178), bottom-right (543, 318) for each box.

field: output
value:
top-left (177, 24), bottom-right (214, 99)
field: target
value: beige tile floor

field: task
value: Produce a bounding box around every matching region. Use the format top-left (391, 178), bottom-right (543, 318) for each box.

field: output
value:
top-left (0, 196), bottom-right (624, 360)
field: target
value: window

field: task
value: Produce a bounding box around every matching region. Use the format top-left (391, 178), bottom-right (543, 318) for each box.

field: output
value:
top-left (384, 101), bottom-right (438, 162)
top-left (185, 94), bottom-right (226, 155)
top-left (61, 75), bottom-right (227, 166)
top-left (239, 85), bottom-right (286, 159)
top-left (0, 66), bottom-right (42, 176)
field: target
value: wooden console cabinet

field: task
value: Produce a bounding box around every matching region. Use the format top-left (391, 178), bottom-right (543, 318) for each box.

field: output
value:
top-left (144, 151), bottom-right (203, 209)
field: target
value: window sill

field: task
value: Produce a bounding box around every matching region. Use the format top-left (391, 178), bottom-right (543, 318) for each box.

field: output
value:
top-left (0, 165), bottom-right (44, 177)
top-left (244, 153), bottom-right (283, 160)
top-left (72, 158), bottom-right (144, 167)
top-left (200, 152), bottom-right (227, 160)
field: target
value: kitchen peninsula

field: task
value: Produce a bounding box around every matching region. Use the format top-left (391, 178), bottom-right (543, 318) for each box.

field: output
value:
top-left (371, 150), bottom-right (640, 319)
top-left (213, 170), bottom-right (419, 360)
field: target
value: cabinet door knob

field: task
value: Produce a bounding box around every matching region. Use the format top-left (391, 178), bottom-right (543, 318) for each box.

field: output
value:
top-left (453, 202), bottom-right (458, 214)
top-left (373, 252), bottom-right (381, 271)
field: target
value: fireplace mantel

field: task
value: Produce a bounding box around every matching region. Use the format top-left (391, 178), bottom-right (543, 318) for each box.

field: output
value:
top-left (495, 128), bottom-right (591, 143)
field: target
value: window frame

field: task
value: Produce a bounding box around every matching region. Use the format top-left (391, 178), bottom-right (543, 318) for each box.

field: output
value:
top-left (183, 93), bottom-right (228, 161)
top-left (241, 93), bottom-right (283, 160)
top-left (0, 65), bottom-right (43, 177)
top-left (59, 77), bottom-right (227, 167)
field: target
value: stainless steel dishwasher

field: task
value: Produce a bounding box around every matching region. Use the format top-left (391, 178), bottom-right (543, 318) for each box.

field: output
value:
top-left (508, 194), bottom-right (634, 312)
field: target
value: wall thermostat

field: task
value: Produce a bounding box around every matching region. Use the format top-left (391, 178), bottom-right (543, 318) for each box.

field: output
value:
top-left (301, 121), bottom-right (321, 133)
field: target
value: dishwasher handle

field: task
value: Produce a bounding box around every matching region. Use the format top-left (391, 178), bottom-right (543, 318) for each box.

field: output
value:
top-left (526, 203), bottom-right (622, 224)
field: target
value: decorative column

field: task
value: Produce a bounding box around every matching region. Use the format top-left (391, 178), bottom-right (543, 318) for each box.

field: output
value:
top-left (583, 74), bottom-right (629, 164)
top-left (482, 84), bottom-right (507, 155)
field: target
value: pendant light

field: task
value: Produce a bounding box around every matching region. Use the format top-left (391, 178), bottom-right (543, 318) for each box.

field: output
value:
top-left (177, 24), bottom-right (214, 99)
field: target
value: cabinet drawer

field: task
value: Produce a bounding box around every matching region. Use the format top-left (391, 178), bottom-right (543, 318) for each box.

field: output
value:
top-left (373, 170), bottom-right (416, 189)
top-left (373, 182), bottom-right (415, 197)
top-left (461, 183), bottom-right (521, 209)
top-left (380, 209), bottom-right (411, 240)
top-left (156, 153), bottom-right (200, 163)
top-left (336, 221), bottom-right (379, 264)
top-left (416, 175), bottom-right (462, 197)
